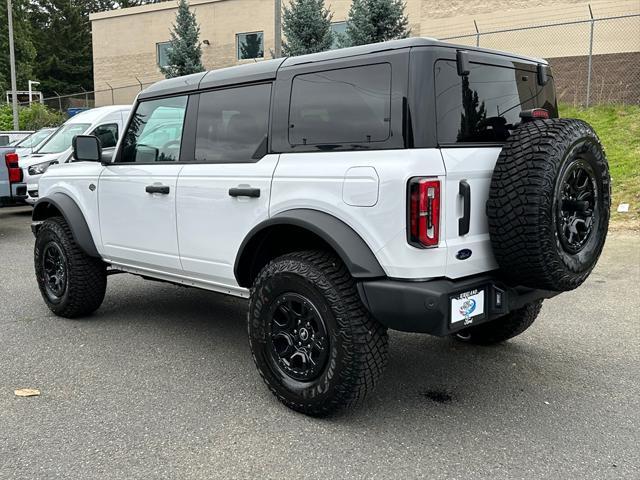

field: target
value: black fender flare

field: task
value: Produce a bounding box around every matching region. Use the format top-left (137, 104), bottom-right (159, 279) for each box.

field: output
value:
top-left (32, 193), bottom-right (99, 257)
top-left (234, 209), bottom-right (386, 287)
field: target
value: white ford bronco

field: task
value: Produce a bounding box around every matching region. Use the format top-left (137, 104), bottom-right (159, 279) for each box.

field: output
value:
top-left (32, 39), bottom-right (610, 416)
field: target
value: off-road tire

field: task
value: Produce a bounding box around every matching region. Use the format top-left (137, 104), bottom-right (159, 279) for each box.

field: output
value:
top-left (487, 118), bottom-right (610, 291)
top-left (248, 250), bottom-right (388, 416)
top-left (454, 300), bottom-right (543, 345)
top-left (34, 217), bottom-right (106, 318)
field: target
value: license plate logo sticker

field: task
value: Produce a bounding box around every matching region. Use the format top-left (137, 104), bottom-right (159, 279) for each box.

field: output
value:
top-left (451, 289), bottom-right (485, 324)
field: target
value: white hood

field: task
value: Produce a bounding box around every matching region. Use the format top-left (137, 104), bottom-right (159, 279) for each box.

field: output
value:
top-left (20, 150), bottom-right (71, 169)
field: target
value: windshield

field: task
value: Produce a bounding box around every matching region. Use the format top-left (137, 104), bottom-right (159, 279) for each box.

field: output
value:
top-left (37, 123), bottom-right (90, 154)
top-left (15, 129), bottom-right (54, 148)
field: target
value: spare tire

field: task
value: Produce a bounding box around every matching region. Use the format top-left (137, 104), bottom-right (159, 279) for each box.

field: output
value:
top-left (487, 118), bottom-right (610, 292)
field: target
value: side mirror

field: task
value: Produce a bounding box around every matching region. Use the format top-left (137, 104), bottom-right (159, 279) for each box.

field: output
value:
top-left (73, 135), bottom-right (102, 162)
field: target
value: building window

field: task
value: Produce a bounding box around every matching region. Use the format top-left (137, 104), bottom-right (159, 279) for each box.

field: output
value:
top-left (237, 32), bottom-right (264, 60)
top-left (330, 21), bottom-right (347, 49)
top-left (157, 41), bottom-right (171, 68)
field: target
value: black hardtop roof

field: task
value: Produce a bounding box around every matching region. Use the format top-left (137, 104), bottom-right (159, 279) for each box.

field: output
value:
top-left (139, 37), bottom-right (547, 100)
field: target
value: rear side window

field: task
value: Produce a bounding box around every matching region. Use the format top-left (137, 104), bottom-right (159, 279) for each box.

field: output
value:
top-left (288, 63), bottom-right (391, 146)
top-left (120, 96), bottom-right (187, 163)
top-left (194, 83), bottom-right (271, 163)
top-left (435, 60), bottom-right (557, 144)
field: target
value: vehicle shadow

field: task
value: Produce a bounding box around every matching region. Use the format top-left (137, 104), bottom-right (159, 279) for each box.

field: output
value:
top-left (84, 275), bottom-right (581, 427)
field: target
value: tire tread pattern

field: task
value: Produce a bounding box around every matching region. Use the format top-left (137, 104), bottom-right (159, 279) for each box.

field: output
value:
top-left (457, 300), bottom-right (543, 345)
top-left (249, 250), bottom-right (388, 416)
top-left (35, 217), bottom-right (106, 318)
top-left (487, 118), bottom-right (610, 291)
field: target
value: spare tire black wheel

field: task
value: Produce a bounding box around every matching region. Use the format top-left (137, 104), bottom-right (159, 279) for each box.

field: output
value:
top-left (487, 119), bottom-right (610, 292)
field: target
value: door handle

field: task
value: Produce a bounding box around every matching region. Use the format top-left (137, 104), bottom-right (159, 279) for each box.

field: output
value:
top-left (458, 180), bottom-right (470, 236)
top-left (146, 185), bottom-right (170, 195)
top-left (228, 187), bottom-right (260, 198)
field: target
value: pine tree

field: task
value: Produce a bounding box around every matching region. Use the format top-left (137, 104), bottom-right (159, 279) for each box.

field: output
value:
top-left (457, 75), bottom-right (487, 142)
top-left (0, 0), bottom-right (36, 94)
top-left (29, 0), bottom-right (93, 95)
top-left (282, 0), bottom-right (333, 56)
top-left (160, 0), bottom-right (204, 79)
top-left (341, 0), bottom-right (409, 47)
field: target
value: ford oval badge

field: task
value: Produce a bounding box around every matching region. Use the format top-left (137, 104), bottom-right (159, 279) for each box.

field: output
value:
top-left (456, 249), bottom-right (472, 260)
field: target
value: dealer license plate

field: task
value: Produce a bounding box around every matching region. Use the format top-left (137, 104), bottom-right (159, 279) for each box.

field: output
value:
top-left (450, 289), bottom-right (485, 325)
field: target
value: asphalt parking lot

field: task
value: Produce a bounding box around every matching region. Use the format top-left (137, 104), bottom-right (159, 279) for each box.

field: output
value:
top-left (0, 205), bottom-right (638, 479)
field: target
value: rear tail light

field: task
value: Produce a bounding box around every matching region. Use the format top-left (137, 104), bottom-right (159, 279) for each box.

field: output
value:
top-left (5, 152), bottom-right (22, 184)
top-left (519, 108), bottom-right (550, 120)
top-left (408, 178), bottom-right (440, 248)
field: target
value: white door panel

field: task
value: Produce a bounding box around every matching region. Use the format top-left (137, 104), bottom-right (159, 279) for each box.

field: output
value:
top-left (177, 155), bottom-right (279, 286)
top-left (440, 147), bottom-right (500, 277)
top-left (98, 164), bottom-right (183, 271)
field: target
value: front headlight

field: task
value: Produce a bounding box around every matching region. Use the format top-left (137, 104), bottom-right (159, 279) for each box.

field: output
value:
top-left (28, 161), bottom-right (54, 176)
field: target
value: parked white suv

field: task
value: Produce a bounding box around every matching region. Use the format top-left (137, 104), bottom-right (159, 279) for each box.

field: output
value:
top-left (21, 105), bottom-right (131, 204)
top-left (32, 39), bottom-right (610, 416)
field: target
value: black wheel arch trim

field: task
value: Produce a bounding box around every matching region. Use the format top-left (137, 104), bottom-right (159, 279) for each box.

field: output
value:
top-left (32, 193), bottom-right (99, 258)
top-left (234, 209), bottom-right (386, 287)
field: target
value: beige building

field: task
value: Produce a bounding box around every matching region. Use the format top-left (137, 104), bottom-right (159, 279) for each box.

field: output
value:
top-left (90, 0), bottom-right (639, 106)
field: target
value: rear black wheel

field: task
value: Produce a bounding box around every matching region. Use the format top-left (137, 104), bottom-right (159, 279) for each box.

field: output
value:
top-left (248, 250), bottom-right (388, 416)
top-left (454, 300), bottom-right (543, 345)
top-left (34, 217), bottom-right (106, 318)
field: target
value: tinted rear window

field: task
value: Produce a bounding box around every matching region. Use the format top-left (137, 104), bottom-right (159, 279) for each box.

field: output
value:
top-left (435, 60), bottom-right (557, 144)
top-left (288, 63), bottom-right (391, 146)
top-left (195, 83), bottom-right (271, 163)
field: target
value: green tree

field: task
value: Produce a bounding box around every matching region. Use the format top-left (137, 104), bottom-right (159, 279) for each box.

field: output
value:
top-left (282, 0), bottom-right (333, 56)
top-left (0, 0), bottom-right (36, 95)
top-left (29, 1), bottom-right (94, 96)
top-left (341, 0), bottom-right (409, 47)
top-left (160, 0), bottom-right (204, 78)
top-left (457, 75), bottom-right (487, 142)
top-left (0, 103), bottom-right (64, 130)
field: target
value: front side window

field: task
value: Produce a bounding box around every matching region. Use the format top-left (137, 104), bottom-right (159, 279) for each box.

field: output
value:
top-left (435, 60), bottom-right (557, 143)
top-left (120, 96), bottom-right (187, 163)
top-left (195, 83), bottom-right (271, 163)
top-left (288, 63), bottom-right (392, 146)
top-left (237, 32), bottom-right (264, 60)
top-left (92, 124), bottom-right (119, 149)
top-left (157, 41), bottom-right (171, 68)
top-left (37, 123), bottom-right (91, 154)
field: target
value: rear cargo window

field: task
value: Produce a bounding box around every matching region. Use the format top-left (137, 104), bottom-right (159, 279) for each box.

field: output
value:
top-left (435, 60), bottom-right (557, 144)
top-left (288, 63), bottom-right (391, 146)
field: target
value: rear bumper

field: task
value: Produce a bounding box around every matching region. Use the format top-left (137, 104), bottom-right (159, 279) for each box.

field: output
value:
top-left (358, 274), bottom-right (559, 336)
top-left (0, 183), bottom-right (27, 206)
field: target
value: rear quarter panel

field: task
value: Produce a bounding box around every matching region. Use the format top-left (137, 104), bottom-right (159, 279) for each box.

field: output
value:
top-left (270, 149), bottom-right (449, 279)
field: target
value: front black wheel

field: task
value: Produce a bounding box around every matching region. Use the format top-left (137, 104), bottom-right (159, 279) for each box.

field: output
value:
top-left (248, 250), bottom-right (388, 416)
top-left (34, 217), bottom-right (107, 318)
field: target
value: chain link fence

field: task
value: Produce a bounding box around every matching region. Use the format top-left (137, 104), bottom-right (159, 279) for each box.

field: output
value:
top-left (16, 79), bottom-right (158, 115)
top-left (16, 9), bottom-right (640, 115)
top-left (441, 11), bottom-right (640, 107)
